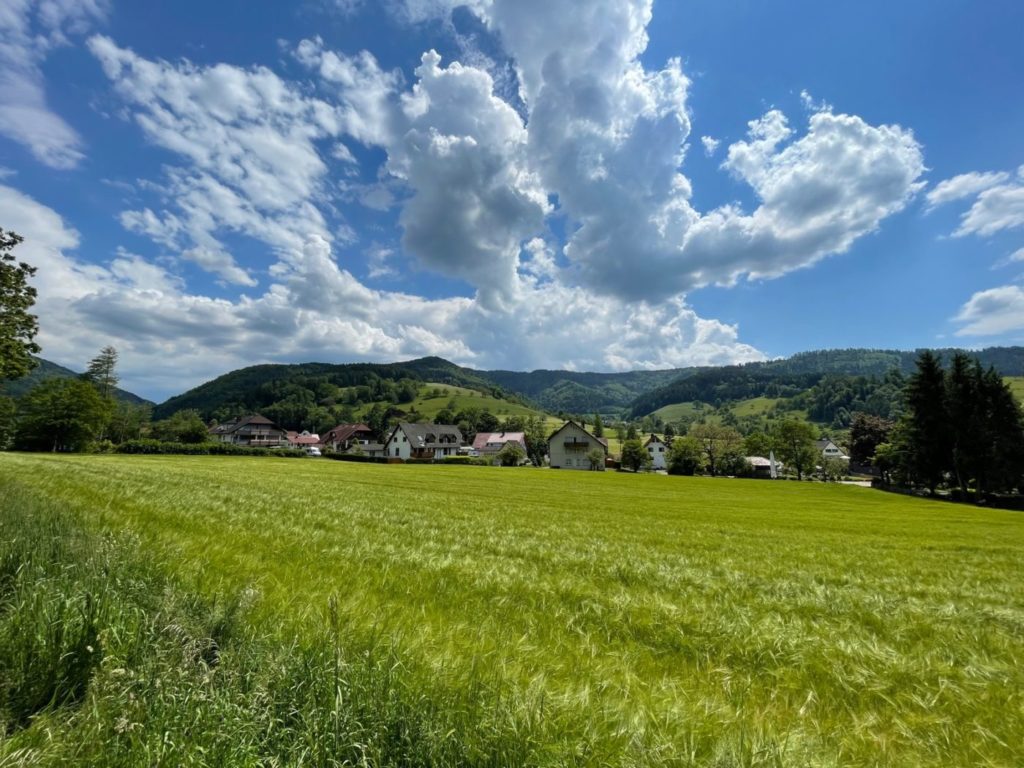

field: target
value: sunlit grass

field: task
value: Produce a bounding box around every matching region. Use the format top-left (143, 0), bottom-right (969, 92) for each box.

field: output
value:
top-left (1006, 375), bottom-right (1024, 405)
top-left (1, 453), bottom-right (1022, 765)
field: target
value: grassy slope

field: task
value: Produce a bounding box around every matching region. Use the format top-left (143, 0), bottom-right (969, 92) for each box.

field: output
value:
top-left (1, 454), bottom-right (1022, 765)
top-left (370, 383), bottom-right (553, 423)
top-left (653, 397), bottom-right (810, 426)
top-left (1007, 376), bottom-right (1024, 405)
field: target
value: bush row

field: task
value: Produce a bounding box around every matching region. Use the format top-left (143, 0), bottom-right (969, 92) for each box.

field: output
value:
top-left (115, 439), bottom-right (305, 457)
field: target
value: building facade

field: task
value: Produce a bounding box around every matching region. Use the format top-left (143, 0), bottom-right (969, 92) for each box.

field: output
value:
top-left (548, 421), bottom-right (607, 470)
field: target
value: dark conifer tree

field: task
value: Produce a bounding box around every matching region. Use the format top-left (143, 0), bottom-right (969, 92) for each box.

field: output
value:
top-left (903, 351), bottom-right (949, 493)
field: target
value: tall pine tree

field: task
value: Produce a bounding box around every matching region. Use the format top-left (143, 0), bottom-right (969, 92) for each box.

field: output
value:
top-left (903, 351), bottom-right (949, 493)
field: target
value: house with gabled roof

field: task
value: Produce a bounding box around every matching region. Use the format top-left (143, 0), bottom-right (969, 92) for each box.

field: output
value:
top-left (815, 438), bottom-right (849, 462)
top-left (208, 414), bottom-right (289, 447)
top-left (384, 422), bottom-right (464, 460)
top-left (322, 423), bottom-right (374, 451)
top-left (645, 433), bottom-right (669, 470)
top-left (287, 430), bottom-right (321, 449)
top-left (548, 420), bottom-right (607, 470)
top-left (471, 431), bottom-right (527, 457)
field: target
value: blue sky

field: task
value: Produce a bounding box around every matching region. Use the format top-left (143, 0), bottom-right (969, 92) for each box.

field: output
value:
top-left (1, 0), bottom-right (1022, 401)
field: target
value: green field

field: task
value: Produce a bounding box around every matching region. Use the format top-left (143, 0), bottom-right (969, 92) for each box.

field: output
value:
top-left (1007, 376), bottom-right (1024, 405)
top-left (354, 383), bottom-right (553, 425)
top-left (1, 454), bottom-right (1022, 766)
top-left (652, 397), bottom-right (810, 428)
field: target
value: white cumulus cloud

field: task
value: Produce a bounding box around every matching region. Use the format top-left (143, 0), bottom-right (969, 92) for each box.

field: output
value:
top-left (0, 0), bottom-right (107, 168)
top-left (3, 183), bottom-right (766, 399)
top-left (954, 285), bottom-right (1024, 337)
top-left (928, 165), bottom-right (1024, 238)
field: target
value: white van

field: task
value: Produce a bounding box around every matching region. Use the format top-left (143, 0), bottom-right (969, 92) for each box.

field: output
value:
top-left (305, 446), bottom-right (322, 457)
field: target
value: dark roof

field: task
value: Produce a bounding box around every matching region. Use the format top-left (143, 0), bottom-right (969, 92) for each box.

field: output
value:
top-left (209, 413), bottom-right (285, 435)
top-left (392, 422), bottom-right (464, 448)
top-left (324, 423), bottom-right (372, 442)
top-left (644, 433), bottom-right (666, 447)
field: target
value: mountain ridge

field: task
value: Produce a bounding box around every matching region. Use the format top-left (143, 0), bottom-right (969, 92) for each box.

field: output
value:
top-left (0, 357), bottom-right (153, 406)
top-left (150, 345), bottom-right (1024, 424)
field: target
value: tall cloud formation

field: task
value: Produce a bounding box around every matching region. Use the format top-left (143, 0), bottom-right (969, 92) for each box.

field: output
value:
top-left (379, 0), bottom-right (925, 301)
top-left (5, 183), bottom-right (762, 399)
top-left (0, 0), bottom-right (107, 168)
top-left (4, 0), bottom-right (934, 397)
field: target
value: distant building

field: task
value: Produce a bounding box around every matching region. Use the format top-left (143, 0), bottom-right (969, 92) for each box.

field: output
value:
top-left (471, 431), bottom-right (527, 458)
top-left (209, 414), bottom-right (289, 447)
top-left (287, 430), bottom-right (321, 450)
top-left (548, 421), bottom-right (607, 470)
top-left (815, 438), bottom-right (849, 462)
top-left (746, 455), bottom-right (784, 478)
top-left (645, 434), bottom-right (668, 470)
top-left (322, 423), bottom-right (375, 452)
top-left (384, 422), bottom-right (464, 460)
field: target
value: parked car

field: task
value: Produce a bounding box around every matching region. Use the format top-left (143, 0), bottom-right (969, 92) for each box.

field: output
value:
top-left (305, 446), bottom-right (322, 457)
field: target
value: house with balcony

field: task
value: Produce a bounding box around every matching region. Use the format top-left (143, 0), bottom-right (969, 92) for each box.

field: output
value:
top-left (322, 423), bottom-right (374, 452)
top-left (384, 422), bottom-right (464, 460)
top-left (209, 414), bottom-right (289, 447)
top-left (548, 420), bottom-right (607, 470)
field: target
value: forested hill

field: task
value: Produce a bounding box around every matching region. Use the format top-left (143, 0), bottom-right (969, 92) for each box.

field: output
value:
top-left (482, 368), bottom-right (691, 413)
top-left (153, 346), bottom-right (1024, 425)
top-left (0, 357), bottom-right (151, 405)
top-left (151, 358), bottom-right (495, 421)
top-left (628, 346), bottom-right (1024, 418)
top-left (755, 347), bottom-right (1024, 377)
top-left (153, 357), bottom-right (691, 420)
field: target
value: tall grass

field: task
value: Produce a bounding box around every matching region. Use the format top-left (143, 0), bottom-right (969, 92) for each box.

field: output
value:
top-left (1, 453), bottom-right (1022, 765)
top-left (0, 487), bottom-right (558, 766)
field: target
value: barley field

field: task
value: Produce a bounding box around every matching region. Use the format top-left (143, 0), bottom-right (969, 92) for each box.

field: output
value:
top-left (1, 453), bottom-right (1022, 766)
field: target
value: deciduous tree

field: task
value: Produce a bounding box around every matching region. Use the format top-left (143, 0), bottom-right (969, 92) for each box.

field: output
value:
top-left (848, 413), bottom-right (894, 467)
top-left (620, 438), bottom-right (651, 472)
top-left (14, 378), bottom-right (109, 452)
top-left (770, 420), bottom-right (817, 480)
top-left (667, 436), bottom-right (704, 475)
top-left (690, 423), bottom-right (743, 477)
top-left (0, 228), bottom-right (40, 381)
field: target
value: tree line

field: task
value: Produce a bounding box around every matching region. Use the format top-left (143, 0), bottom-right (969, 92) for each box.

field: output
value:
top-left (867, 351), bottom-right (1024, 496)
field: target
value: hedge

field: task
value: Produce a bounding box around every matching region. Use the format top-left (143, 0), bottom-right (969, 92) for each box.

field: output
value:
top-left (116, 439), bottom-right (305, 458)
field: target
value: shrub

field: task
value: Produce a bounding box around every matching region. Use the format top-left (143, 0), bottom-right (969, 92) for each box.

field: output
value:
top-left (117, 440), bottom-right (304, 458)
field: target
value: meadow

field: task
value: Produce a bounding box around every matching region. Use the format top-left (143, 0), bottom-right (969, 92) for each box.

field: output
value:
top-left (1, 454), bottom-right (1022, 766)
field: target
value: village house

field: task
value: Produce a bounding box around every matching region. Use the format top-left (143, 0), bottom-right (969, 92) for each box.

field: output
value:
top-left (208, 414), bottom-right (289, 447)
top-left (815, 438), bottom-right (849, 462)
top-left (645, 434), bottom-right (668, 470)
top-left (548, 420), bottom-right (608, 470)
top-left (384, 422), bottom-right (464, 460)
top-left (286, 430), bottom-right (321, 450)
top-left (319, 423), bottom-right (376, 454)
top-left (746, 455), bottom-right (784, 478)
top-left (471, 431), bottom-right (528, 458)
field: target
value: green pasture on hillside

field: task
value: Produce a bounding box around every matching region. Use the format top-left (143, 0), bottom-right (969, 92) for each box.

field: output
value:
top-left (652, 397), bottom-right (810, 427)
top-left (353, 383), bottom-right (551, 425)
top-left (1007, 375), bottom-right (1024, 404)
top-left (1, 454), bottom-right (1022, 766)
